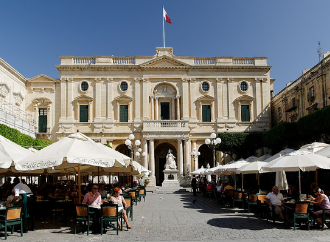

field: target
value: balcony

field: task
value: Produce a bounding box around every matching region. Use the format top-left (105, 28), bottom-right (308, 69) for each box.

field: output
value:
top-left (143, 120), bottom-right (189, 132)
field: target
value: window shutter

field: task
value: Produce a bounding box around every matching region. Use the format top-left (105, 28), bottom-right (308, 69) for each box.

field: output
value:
top-left (241, 105), bottom-right (250, 122)
top-left (120, 105), bottom-right (128, 122)
top-left (202, 105), bottom-right (211, 122)
top-left (80, 105), bottom-right (88, 122)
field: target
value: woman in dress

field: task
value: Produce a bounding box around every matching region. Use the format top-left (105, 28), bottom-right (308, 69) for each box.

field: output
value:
top-left (110, 187), bottom-right (131, 229)
top-left (307, 187), bottom-right (330, 229)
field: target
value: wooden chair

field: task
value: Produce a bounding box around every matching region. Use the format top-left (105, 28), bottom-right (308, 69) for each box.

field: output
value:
top-left (138, 188), bottom-right (146, 202)
top-left (100, 204), bottom-right (120, 235)
top-left (247, 194), bottom-right (258, 213)
top-left (124, 196), bottom-right (133, 221)
top-left (232, 191), bottom-right (244, 209)
top-left (0, 207), bottom-right (23, 240)
top-left (256, 194), bottom-right (268, 217)
top-left (74, 204), bottom-right (94, 235)
top-left (224, 190), bottom-right (234, 206)
top-left (294, 201), bottom-right (310, 230)
top-left (129, 191), bottom-right (138, 206)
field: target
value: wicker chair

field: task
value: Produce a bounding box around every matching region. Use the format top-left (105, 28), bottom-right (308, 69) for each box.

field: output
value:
top-left (74, 204), bottom-right (94, 235)
top-left (0, 207), bottom-right (23, 240)
top-left (100, 204), bottom-right (121, 235)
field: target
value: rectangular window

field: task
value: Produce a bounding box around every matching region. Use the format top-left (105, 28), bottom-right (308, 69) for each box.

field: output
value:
top-left (309, 86), bottom-right (315, 98)
top-left (202, 105), bottom-right (211, 122)
top-left (79, 105), bottom-right (88, 122)
top-left (119, 105), bottom-right (128, 122)
top-left (38, 108), bottom-right (47, 133)
top-left (292, 98), bottom-right (296, 107)
top-left (160, 102), bottom-right (170, 120)
top-left (278, 107), bottom-right (282, 119)
top-left (241, 105), bottom-right (250, 122)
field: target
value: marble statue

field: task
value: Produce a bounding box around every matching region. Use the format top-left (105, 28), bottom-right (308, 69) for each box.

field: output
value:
top-left (165, 149), bottom-right (177, 170)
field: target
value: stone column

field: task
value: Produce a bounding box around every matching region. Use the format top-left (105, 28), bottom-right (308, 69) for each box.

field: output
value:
top-left (142, 139), bottom-right (148, 169)
top-left (149, 139), bottom-right (155, 177)
top-left (216, 78), bottom-right (223, 120)
top-left (228, 78), bottom-right (235, 119)
top-left (95, 78), bottom-right (102, 119)
top-left (134, 78), bottom-right (141, 120)
top-left (176, 95), bottom-right (180, 120)
top-left (223, 80), bottom-right (228, 119)
top-left (142, 78), bottom-right (149, 119)
top-left (33, 102), bottom-right (38, 132)
top-left (106, 78), bottom-right (114, 120)
top-left (255, 79), bottom-right (261, 119)
top-left (190, 78), bottom-right (197, 120)
top-left (191, 140), bottom-right (198, 171)
top-left (182, 78), bottom-right (189, 119)
top-left (67, 78), bottom-right (74, 120)
top-left (150, 95), bottom-right (154, 120)
top-left (171, 98), bottom-right (175, 120)
top-left (261, 79), bottom-right (269, 117)
top-left (155, 97), bottom-right (159, 120)
top-left (177, 138), bottom-right (183, 175)
top-left (47, 103), bottom-right (52, 133)
top-left (184, 139), bottom-right (191, 175)
top-left (60, 78), bottom-right (67, 119)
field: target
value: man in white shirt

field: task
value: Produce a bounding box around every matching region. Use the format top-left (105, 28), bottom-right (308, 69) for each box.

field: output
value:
top-left (265, 186), bottom-right (285, 220)
top-left (7, 177), bottom-right (34, 233)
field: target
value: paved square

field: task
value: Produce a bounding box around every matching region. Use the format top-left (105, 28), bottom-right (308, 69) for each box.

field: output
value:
top-left (3, 190), bottom-right (330, 241)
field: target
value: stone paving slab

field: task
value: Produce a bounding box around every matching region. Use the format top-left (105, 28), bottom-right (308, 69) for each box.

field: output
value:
top-left (3, 190), bottom-right (330, 241)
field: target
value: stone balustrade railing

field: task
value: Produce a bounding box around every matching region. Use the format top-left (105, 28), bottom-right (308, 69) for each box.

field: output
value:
top-left (143, 120), bottom-right (189, 131)
top-left (232, 58), bottom-right (255, 65)
top-left (194, 58), bottom-right (217, 65)
top-left (113, 57), bottom-right (135, 64)
top-left (73, 57), bottom-right (96, 64)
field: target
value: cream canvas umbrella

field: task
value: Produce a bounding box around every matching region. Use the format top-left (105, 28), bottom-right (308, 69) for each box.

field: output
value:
top-left (262, 150), bottom-right (330, 197)
top-left (299, 142), bottom-right (329, 153)
top-left (221, 159), bottom-right (249, 189)
top-left (191, 166), bottom-right (206, 175)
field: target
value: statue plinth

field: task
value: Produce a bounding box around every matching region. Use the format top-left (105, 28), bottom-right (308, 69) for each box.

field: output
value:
top-left (162, 168), bottom-right (181, 188)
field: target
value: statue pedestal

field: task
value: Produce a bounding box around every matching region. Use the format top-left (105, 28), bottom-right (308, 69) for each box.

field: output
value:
top-left (161, 169), bottom-right (181, 189)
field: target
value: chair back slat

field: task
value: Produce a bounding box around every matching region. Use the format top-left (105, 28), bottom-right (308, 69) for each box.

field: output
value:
top-left (129, 191), bottom-right (135, 198)
top-left (257, 194), bottom-right (267, 203)
top-left (234, 192), bottom-right (242, 199)
top-left (102, 206), bottom-right (117, 217)
top-left (76, 206), bottom-right (88, 216)
top-left (125, 198), bottom-right (131, 207)
top-left (249, 194), bottom-right (257, 202)
top-left (139, 189), bottom-right (144, 195)
top-left (7, 208), bottom-right (21, 220)
top-left (295, 203), bottom-right (308, 213)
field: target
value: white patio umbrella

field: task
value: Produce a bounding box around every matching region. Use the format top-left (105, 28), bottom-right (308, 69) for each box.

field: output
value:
top-left (256, 154), bottom-right (272, 161)
top-left (237, 160), bottom-right (269, 191)
top-left (315, 144), bottom-right (330, 157)
top-left (262, 148), bottom-right (295, 163)
top-left (299, 142), bottom-right (329, 153)
top-left (275, 170), bottom-right (288, 191)
top-left (262, 150), bottom-right (330, 198)
top-left (0, 135), bottom-right (33, 173)
top-left (191, 166), bottom-right (206, 175)
top-left (246, 156), bottom-right (259, 162)
top-left (204, 165), bottom-right (223, 175)
top-left (221, 159), bottom-right (249, 189)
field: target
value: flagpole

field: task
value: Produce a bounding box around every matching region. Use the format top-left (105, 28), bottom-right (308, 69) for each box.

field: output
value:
top-left (163, 6), bottom-right (165, 47)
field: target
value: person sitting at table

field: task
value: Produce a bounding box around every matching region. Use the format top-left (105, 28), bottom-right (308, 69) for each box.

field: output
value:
top-left (82, 185), bottom-right (101, 206)
top-left (110, 187), bottom-right (131, 230)
top-left (265, 186), bottom-right (286, 221)
top-left (99, 184), bottom-right (107, 196)
top-left (6, 189), bottom-right (22, 204)
top-left (306, 187), bottom-right (330, 229)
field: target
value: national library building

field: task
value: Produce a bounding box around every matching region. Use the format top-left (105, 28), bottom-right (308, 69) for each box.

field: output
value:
top-left (0, 47), bottom-right (274, 186)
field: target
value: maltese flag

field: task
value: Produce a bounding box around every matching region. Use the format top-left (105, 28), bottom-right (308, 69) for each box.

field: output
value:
top-left (163, 7), bottom-right (172, 24)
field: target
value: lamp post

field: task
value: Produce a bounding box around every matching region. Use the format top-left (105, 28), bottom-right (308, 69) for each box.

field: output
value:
top-left (205, 133), bottom-right (221, 167)
top-left (125, 134), bottom-right (146, 161)
top-left (190, 148), bottom-right (200, 171)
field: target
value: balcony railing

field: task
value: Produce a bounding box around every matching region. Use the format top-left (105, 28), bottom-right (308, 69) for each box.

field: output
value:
top-left (143, 120), bottom-right (189, 131)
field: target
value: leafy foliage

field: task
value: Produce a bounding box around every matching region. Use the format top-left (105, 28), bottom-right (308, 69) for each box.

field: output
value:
top-left (0, 123), bottom-right (52, 150)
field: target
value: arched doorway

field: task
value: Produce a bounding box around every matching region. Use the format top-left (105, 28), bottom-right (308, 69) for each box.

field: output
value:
top-left (155, 143), bottom-right (177, 186)
top-left (199, 144), bottom-right (213, 168)
top-left (116, 144), bottom-right (131, 158)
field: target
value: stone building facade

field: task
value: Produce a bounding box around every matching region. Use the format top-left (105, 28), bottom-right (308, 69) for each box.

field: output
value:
top-left (272, 52), bottom-right (330, 126)
top-left (4, 48), bottom-right (274, 186)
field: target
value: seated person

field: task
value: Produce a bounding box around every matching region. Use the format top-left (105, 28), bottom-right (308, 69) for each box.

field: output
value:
top-left (99, 184), bottom-right (107, 196)
top-left (70, 187), bottom-right (78, 197)
top-left (110, 187), bottom-right (131, 230)
top-left (82, 185), bottom-right (101, 206)
top-left (306, 187), bottom-right (330, 229)
top-left (265, 186), bottom-right (286, 221)
top-left (222, 183), bottom-right (234, 194)
top-left (6, 189), bottom-right (22, 204)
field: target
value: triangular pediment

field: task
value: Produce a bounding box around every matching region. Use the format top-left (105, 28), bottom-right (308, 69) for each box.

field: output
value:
top-left (74, 94), bottom-right (93, 101)
top-left (28, 74), bottom-right (58, 83)
top-left (196, 95), bottom-right (215, 101)
top-left (235, 95), bottom-right (254, 102)
top-left (141, 56), bottom-right (190, 68)
top-left (114, 94), bottom-right (133, 101)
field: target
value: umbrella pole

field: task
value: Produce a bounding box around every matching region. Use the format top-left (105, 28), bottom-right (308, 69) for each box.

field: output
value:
top-left (98, 167), bottom-right (100, 186)
top-left (242, 174), bottom-right (244, 191)
top-left (316, 169), bottom-right (319, 187)
top-left (78, 165), bottom-right (81, 203)
top-left (299, 169), bottom-right (301, 200)
top-left (257, 173), bottom-right (260, 193)
top-left (234, 174), bottom-right (236, 190)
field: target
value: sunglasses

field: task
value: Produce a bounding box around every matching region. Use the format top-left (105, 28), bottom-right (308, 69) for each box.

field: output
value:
top-left (92, 188), bottom-right (98, 189)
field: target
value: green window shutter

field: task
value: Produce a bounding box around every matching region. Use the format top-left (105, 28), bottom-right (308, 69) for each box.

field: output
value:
top-left (241, 105), bottom-right (250, 122)
top-left (202, 105), bottom-right (211, 122)
top-left (38, 108), bottom-right (47, 133)
top-left (80, 105), bottom-right (88, 122)
top-left (120, 105), bottom-right (128, 122)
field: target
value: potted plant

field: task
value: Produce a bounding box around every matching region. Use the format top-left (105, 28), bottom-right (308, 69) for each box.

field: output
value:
top-left (144, 178), bottom-right (150, 187)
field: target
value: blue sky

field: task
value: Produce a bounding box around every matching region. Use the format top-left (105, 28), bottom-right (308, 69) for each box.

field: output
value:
top-left (0, 0), bottom-right (329, 93)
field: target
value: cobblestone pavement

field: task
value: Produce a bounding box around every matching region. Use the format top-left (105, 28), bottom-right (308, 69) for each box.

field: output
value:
top-left (3, 190), bottom-right (330, 241)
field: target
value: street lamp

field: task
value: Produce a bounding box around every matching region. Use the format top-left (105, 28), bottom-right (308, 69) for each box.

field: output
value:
top-left (205, 133), bottom-right (221, 167)
top-left (125, 134), bottom-right (146, 161)
top-left (190, 148), bottom-right (200, 171)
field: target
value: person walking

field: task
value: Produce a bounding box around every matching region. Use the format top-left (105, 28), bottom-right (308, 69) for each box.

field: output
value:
top-left (191, 175), bottom-right (197, 196)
